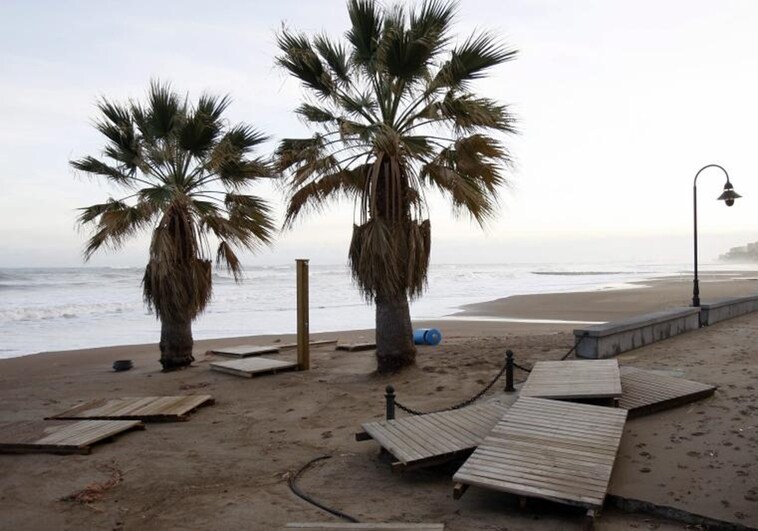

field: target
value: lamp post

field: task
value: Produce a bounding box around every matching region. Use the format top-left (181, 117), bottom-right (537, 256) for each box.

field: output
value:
top-left (692, 164), bottom-right (741, 307)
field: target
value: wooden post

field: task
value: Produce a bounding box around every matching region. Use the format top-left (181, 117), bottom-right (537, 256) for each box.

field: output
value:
top-left (296, 259), bottom-right (310, 370)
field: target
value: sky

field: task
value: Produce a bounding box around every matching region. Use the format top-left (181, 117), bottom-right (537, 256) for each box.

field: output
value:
top-left (1, 0), bottom-right (757, 268)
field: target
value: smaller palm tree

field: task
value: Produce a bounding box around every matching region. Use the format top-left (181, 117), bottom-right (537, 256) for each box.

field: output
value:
top-left (73, 81), bottom-right (275, 370)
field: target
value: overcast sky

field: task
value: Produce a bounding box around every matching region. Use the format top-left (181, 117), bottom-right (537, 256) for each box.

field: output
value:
top-left (1, 0), bottom-right (756, 268)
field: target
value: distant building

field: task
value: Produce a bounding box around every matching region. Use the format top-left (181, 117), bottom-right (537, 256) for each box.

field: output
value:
top-left (720, 241), bottom-right (758, 262)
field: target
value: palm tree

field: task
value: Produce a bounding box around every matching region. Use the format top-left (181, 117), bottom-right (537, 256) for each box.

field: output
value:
top-left (73, 82), bottom-right (275, 371)
top-left (275, 0), bottom-right (517, 373)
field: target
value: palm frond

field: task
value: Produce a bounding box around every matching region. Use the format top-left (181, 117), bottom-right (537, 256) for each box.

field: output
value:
top-left (277, 30), bottom-right (336, 99)
top-left (314, 34), bottom-right (351, 85)
top-left (347, 0), bottom-right (382, 71)
top-left (71, 156), bottom-right (136, 187)
top-left (284, 165), bottom-right (368, 226)
top-left (433, 33), bottom-right (517, 90)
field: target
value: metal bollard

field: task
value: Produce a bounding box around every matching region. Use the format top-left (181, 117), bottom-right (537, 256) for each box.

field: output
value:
top-left (505, 350), bottom-right (515, 393)
top-left (385, 385), bottom-right (396, 420)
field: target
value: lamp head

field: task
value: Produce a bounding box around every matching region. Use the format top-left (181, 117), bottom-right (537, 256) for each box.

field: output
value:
top-left (717, 181), bottom-right (741, 207)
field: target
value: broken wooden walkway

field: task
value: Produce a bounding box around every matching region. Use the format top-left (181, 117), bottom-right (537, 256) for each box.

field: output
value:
top-left (520, 359), bottom-right (622, 401)
top-left (358, 401), bottom-right (509, 470)
top-left (335, 342), bottom-right (376, 352)
top-left (210, 357), bottom-right (298, 378)
top-left (211, 345), bottom-right (280, 358)
top-left (48, 395), bottom-right (214, 422)
top-left (285, 524), bottom-right (444, 530)
top-left (619, 366), bottom-right (716, 418)
top-left (0, 420), bottom-right (144, 454)
top-left (453, 396), bottom-right (627, 508)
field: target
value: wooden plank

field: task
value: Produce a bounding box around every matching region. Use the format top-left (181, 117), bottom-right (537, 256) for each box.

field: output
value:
top-left (0, 420), bottom-right (144, 454)
top-left (520, 360), bottom-right (622, 400)
top-left (335, 342), bottom-right (376, 352)
top-left (285, 524), bottom-right (444, 530)
top-left (361, 402), bottom-right (507, 467)
top-left (48, 395), bottom-right (213, 422)
top-left (618, 366), bottom-right (716, 418)
top-left (210, 357), bottom-right (298, 378)
top-left (210, 345), bottom-right (280, 358)
top-left (453, 397), bottom-right (627, 509)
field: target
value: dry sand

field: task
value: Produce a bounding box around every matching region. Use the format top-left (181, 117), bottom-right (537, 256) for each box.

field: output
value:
top-left (1, 274), bottom-right (757, 530)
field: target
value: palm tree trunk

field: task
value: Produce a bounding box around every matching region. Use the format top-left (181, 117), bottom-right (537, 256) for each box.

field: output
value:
top-left (159, 317), bottom-right (194, 371)
top-left (375, 293), bottom-right (416, 373)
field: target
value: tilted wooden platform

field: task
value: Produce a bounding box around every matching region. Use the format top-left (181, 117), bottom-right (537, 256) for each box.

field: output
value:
top-left (285, 524), bottom-right (444, 530)
top-left (210, 357), bottom-right (298, 378)
top-left (619, 366), bottom-right (716, 418)
top-left (48, 395), bottom-right (214, 422)
top-left (0, 420), bottom-right (144, 454)
top-left (358, 401), bottom-right (509, 470)
top-left (335, 342), bottom-right (376, 352)
top-left (520, 359), bottom-right (622, 401)
top-left (211, 345), bottom-right (280, 358)
top-left (453, 396), bottom-right (628, 508)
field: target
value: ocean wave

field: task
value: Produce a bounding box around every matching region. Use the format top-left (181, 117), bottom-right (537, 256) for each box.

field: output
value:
top-left (0, 302), bottom-right (142, 323)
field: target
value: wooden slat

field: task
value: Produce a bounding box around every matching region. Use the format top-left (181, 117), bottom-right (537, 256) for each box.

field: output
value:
top-left (211, 345), bottom-right (280, 358)
top-left (47, 395), bottom-right (214, 422)
top-left (210, 357), bottom-right (298, 378)
top-left (361, 401), bottom-right (507, 466)
top-left (520, 360), bottom-right (622, 400)
top-left (453, 397), bottom-right (627, 509)
top-left (285, 524), bottom-right (444, 530)
top-left (0, 420), bottom-right (144, 454)
top-left (618, 366), bottom-right (716, 418)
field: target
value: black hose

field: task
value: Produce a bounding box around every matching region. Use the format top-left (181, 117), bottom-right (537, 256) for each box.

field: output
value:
top-left (288, 455), bottom-right (360, 523)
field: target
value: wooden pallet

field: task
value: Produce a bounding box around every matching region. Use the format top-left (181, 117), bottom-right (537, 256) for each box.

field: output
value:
top-left (278, 339), bottom-right (339, 350)
top-left (335, 342), bottom-right (376, 352)
top-left (285, 524), bottom-right (444, 530)
top-left (0, 420), bottom-right (144, 454)
top-left (453, 396), bottom-right (627, 509)
top-left (520, 359), bottom-right (622, 401)
top-left (619, 366), bottom-right (716, 418)
top-left (48, 395), bottom-right (214, 422)
top-left (210, 357), bottom-right (298, 378)
top-left (210, 345), bottom-right (280, 358)
top-left (358, 401), bottom-right (509, 470)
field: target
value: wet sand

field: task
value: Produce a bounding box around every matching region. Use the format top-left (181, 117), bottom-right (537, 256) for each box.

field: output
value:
top-left (0, 274), bottom-right (757, 530)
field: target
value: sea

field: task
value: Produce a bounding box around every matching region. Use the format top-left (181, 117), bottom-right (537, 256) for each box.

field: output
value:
top-left (0, 262), bottom-right (751, 359)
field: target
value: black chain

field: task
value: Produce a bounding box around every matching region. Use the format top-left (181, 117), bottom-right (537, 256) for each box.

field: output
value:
top-left (560, 332), bottom-right (588, 361)
top-left (394, 361), bottom-right (509, 416)
top-left (393, 334), bottom-right (588, 417)
top-left (513, 361), bottom-right (532, 373)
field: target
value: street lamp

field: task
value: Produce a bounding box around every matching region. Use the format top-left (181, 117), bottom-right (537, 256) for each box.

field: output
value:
top-left (692, 164), bottom-right (741, 307)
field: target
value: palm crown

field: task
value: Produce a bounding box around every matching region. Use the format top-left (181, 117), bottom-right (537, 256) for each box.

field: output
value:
top-left (73, 82), bottom-right (274, 323)
top-left (276, 0), bottom-right (516, 300)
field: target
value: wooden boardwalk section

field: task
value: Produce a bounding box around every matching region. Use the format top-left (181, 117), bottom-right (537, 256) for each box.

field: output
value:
top-left (453, 397), bottom-right (627, 508)
top-left (520, 359), bottom-right (622, 401)
top-left (0, 420), bottom-right (144, 454)
top-left (336, 342), bottom-right (376, 352)
top-left (619, 366), bottom-right (716, 418)
top-left (211, 345), bottom-right (280, 358)
top-left (359, 401), bottom-right (509, 470)
top-left (48, 395), bottom-right (214, 422)
top-left (210, 357), bottom-right (298, 378)
top-left (285, 524), bottom-right (444, 530)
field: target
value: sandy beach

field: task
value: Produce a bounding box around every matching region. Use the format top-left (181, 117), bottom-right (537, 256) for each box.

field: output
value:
top-left (1, 274), bottom-right (757, 530)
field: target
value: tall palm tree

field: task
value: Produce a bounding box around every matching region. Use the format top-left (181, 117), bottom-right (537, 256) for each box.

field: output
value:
top-left (276, 0), bottom-right (517, 373)
top-left (73, 82), bottom-right (275, 371)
